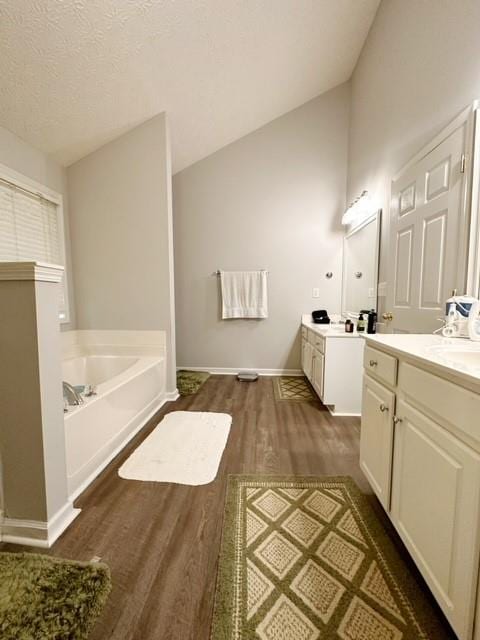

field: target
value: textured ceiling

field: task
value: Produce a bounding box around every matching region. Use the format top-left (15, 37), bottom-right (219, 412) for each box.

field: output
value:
top-left (0, 0), bottom-right (380, 173)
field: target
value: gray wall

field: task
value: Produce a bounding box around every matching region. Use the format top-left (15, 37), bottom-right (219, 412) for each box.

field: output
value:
top-left (0, 125), bottom-right (76, 330)
top-left (67, 114), bottom-right (177, 390)
top-left (173, 84), bottom-right (349, 371)
top-left (348, 0), bottom-right (480, 289)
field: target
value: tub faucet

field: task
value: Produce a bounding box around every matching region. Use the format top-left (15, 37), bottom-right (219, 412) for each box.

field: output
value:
top-left (63, 381), bottom-right (84, 406)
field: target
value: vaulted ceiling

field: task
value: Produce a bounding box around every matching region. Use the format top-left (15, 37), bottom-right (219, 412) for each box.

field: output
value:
top-left (0, 0), bottom-right (380, 173)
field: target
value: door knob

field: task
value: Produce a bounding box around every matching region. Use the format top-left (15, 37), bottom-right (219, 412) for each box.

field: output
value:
top-left (382, 312), bottom-right (393, 321)
top-left (379, 403), bottom-right (389, 412)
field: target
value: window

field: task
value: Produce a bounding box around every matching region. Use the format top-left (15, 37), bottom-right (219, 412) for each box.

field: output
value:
top-left (0, 164), bottom-right (69, 322)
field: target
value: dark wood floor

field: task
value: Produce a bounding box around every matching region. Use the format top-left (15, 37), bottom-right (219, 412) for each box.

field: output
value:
top-left (2, 375), bottom-right (455, 639)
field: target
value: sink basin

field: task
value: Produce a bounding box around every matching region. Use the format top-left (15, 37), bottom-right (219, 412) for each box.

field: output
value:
top-left (427, 344), bottom-right (480, 372)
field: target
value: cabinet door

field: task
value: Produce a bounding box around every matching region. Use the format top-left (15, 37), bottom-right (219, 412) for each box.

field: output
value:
top-left (303, 341), bottom-right (313, 382)
top-left (360, 375), bottom-right (395, 510)
top-left (312, 349), bottom-right (324, 399)
top-left (301, 336), bottom-right (306, 370)
top-left (391, 399), bottom-right (480, 639)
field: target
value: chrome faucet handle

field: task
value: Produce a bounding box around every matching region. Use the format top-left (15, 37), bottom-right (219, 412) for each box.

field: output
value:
top-left (63, 381), bottom-right (84, 405)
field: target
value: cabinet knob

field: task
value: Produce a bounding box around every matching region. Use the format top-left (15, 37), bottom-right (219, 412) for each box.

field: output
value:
top-left (382, 312), bottom-right (394, 321)
top-left (369, 359), bottom-right (378, 367)
top-left (393, 416), bottom-right (403, 424)
top-left (379, 403), bottom-right (389, 412)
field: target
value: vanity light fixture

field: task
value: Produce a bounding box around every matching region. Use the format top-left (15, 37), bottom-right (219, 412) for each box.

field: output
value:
top-left (341, 190), bottom-right (372, 226)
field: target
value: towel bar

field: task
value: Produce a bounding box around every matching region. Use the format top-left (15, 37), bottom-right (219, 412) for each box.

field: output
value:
top-left (213, 269), bottom-right (268, 275)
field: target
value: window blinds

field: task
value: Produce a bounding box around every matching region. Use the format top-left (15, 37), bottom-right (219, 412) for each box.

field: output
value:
top-left (0, 178), bottom-right (67, 320)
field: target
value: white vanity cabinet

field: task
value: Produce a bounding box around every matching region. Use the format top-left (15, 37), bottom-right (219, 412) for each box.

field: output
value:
top-left (360, 336), bottom-right (480, 640)
top-left (301, 319), bottom-right (364, 415)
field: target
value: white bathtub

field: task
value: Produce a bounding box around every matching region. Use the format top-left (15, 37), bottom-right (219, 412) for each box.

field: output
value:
top-left (63, 353), bottom-right (166, 499)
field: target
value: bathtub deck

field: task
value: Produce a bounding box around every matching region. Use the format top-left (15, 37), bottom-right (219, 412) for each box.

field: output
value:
top-left (1, 375), bottom-right (454, 639)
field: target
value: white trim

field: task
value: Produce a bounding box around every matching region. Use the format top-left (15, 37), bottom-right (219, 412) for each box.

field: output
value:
top-left (0, 161), bottom-right (71, 323)
top-left (0, 261), bottom-right (64, 282)
top-left (0, 162), bottom-right (63, 205)
top-left (178, 366), bottom-right (303, 376)
top-left (166, 389), bottom-right (180, 401)
top-left (467, 108), bottom-right (480, 297)
top-left (341, 210), bottom-right (381, 318)
top-left (327, 406), bottom-right (361, 417)
top-left (393, 102), bottom-right (479, 181)
top-left (1, 501), bottom-right (80, 548)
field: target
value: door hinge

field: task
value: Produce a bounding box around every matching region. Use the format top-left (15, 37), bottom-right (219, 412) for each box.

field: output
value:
top-left (460, 153), bottom-right (466, 173)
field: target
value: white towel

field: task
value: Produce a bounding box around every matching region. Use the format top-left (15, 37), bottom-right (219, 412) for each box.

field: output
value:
top-left (220, 270), bottom-right (268, 319)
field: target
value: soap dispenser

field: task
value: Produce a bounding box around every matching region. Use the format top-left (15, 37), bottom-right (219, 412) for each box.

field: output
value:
top-left (357, 313), bottom-right (366, 332)
top-left (468, 300), bottom-right (480, 341)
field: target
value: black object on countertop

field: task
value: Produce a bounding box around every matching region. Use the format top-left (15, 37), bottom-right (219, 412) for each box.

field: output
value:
top-left (367, 309), bottom-right (377, 334)
top-left (312, 309), bottom-right (331, 324)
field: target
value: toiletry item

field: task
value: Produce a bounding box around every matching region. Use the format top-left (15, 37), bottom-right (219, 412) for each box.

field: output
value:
top-left (312, 309), bottom-right (331, 324)
top-left (367, 310), bottom-right (377, 334)
top-left (344, 319), bottom-right (354, 333)
top-left (442, 302), bottom-right (459, 338)
top-left (468, 300), bottom-right (480, 341)
top-left (357, 313), bottom-right (366, 332)
top-left (445, 294), bottom-right (477, 337)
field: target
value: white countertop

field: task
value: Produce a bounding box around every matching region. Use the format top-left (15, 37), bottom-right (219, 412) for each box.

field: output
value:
top-left (302, 315), bottom-right (365, 339)
top-left (366, 333), bottom-right (480, 385)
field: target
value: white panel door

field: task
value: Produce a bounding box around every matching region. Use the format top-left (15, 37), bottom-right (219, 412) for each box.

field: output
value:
top-left (386, 121), bottom-right (470, 332)
top-left (359, 375), bottom-right (395, 510)
top-left (391, 399), bottom-right (480, 639)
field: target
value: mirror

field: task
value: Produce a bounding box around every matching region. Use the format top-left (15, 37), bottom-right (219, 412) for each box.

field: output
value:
top-left (342, 211), bottom-right (381, 318)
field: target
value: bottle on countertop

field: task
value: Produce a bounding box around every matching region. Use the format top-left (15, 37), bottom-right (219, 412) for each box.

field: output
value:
top-left (367, 309), bottom-right (377, 334)
top-left (468, 300), bottom-right (480, 341)
top-left (357, 313), bottom-right (366, 332)
top-left (344, 319), bottom-right (354, 333)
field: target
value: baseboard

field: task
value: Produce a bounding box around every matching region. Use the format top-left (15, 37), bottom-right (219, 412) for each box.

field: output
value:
top-left (178, 366), bottom-right (303, 377)
top-left (166, 388), bottom-right (180, 401)
top-left (327, 405), bottom-right (361, 417)
top-left (1, 501), bottom-right (80, 548)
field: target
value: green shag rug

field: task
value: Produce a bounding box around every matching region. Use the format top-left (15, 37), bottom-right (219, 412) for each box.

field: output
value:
top-left (0, 552), bottom-right (111, 640)
top-left (177, 369), bottom-right (210, 396)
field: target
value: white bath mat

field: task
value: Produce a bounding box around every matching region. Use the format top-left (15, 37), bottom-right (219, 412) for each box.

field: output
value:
top-left (118, 411), bottom-right (232, 485)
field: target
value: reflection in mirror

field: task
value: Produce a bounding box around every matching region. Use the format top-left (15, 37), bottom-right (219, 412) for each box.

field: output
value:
top-left (342, 211), bottom-right (381, 318)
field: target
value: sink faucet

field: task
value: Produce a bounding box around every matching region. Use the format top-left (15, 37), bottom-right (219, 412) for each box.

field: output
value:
top-left (63, 381), bottom-right (84, 406)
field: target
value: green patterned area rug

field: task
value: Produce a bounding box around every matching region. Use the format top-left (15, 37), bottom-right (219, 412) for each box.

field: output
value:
top-left (177, 369), bottom-right (211, 396)
top-left (211, 476), bottom-right (452, 640)
top-left (0, 552), bottom-right (111, 640)
top-left (273, 376), bottom-right (315, 402)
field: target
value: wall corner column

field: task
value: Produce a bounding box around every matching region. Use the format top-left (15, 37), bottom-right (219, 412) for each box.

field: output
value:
top-left (0, 261), bottom-right (79, 547)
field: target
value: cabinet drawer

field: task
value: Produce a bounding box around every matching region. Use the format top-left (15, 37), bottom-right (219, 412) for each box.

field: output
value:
top-left (301, 326), bottom-right (308, 340)
top-left (398, 362), bottom-right (480, 445)
top-left (308, 329), bottom-right (316, 345)
top-left (364, 345), bottom-right (398, 387)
